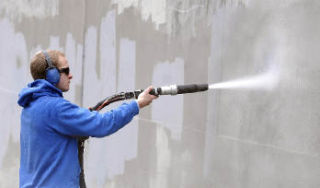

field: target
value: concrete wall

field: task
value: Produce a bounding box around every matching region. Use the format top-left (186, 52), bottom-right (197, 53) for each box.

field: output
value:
top-left (1, 0), bottom-right (320, 187)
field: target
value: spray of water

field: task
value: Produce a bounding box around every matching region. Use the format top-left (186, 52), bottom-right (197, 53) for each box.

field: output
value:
top-left (209, 67), bottom-right (279, 90)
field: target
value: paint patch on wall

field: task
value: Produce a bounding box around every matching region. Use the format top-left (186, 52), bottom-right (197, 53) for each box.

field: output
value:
top-left (117, 38), bottom-right (136, 91)
top-left (83, 12), bottom-right (117, 185)
top-left (112, 0), bottom-right (138, 14)
top-left (150, 126), bottom-right (171, 188)
top-left (112, 0), bottom-right (249, 36)
top-left (0, 0), bottom-right (59, 22)
top-left (100, 10), bottom-right (117, 96)
top-left (151, 58), bottom-right (184, 140)
top-left (102, 38), bottom-right (138, 180)
top-left (64, 32), bottom-right (84, 104)
top-left (113, 0), bottom-right (166, 29)
top-left (0, 18), bottom-right (27, 167)
top-left (0, 18), bottom-right (28, 187)
top-left (82, 26), bottom-right (98, 107)
top-left (83, 11), bottom-right (139, 185)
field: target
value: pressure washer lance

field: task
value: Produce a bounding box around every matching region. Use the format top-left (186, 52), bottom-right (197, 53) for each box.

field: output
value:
top-left (90, 84), bottom-right (208, 111)
top-left (135, 83), bottom-right (209, 97)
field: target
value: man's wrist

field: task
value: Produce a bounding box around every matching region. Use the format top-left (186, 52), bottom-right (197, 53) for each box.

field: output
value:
top-left (135, 99), bottom-right (141, 109)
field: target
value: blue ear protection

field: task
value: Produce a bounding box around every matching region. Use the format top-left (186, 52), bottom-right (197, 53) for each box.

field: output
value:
top-left (43, 51), bottom-right (60, 85)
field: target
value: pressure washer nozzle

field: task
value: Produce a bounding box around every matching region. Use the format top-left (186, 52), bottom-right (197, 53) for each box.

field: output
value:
top-left (176, 84), bottom-right (208, 94)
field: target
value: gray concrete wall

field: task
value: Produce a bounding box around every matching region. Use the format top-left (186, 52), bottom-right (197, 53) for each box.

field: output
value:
top-left (1, 0), bottom-right (320, 187)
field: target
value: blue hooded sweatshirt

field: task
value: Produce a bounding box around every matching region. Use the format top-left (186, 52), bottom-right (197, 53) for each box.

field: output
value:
top-left (17, 79), bottom-right (139, 187)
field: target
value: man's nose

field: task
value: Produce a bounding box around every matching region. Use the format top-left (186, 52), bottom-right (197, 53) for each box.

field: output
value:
top-left (69, 73), bottom-right (73, 79)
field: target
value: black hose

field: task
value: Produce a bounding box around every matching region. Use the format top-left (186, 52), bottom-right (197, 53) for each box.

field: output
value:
top-left (78, 92), bottom-right (128, 188)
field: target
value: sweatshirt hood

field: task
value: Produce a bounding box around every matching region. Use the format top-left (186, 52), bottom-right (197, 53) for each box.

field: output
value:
top-left (18, 79), bottom-right (63, 107)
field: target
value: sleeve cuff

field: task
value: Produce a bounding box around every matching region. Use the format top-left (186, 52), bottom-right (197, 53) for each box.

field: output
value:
top-left (130, 100), bottom-right (140, 115)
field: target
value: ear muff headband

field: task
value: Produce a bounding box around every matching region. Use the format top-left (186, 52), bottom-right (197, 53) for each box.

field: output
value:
top-left (42, 51), bottom-right (60, 85)
top-left (43, 51), bottom-right (53, 68)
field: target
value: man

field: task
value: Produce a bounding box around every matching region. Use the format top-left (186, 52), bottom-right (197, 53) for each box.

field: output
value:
top-left (17, 50), bottom-right (157, 187)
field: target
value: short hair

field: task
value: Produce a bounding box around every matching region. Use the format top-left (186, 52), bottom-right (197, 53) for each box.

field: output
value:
top-left (30, 50), bottom-right (65, 80)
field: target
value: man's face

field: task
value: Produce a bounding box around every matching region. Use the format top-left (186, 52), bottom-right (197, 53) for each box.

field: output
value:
top-left (56, 55), bottom-right (73, 92)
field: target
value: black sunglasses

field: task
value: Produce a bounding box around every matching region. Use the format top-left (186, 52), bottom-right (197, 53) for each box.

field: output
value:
top-left (58, 67), bottom-right (70, 75)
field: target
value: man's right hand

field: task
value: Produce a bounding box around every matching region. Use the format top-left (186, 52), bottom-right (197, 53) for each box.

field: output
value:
top-left (136, 86), bottom-right (158, 109)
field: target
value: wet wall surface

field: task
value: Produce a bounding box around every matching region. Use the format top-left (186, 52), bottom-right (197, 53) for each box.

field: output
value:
top-left (1, 0), bottom-right (320, 187)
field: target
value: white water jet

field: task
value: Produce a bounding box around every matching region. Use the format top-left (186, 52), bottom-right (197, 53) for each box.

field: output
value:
top-left (209, 67), bottom-right (279, 90)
